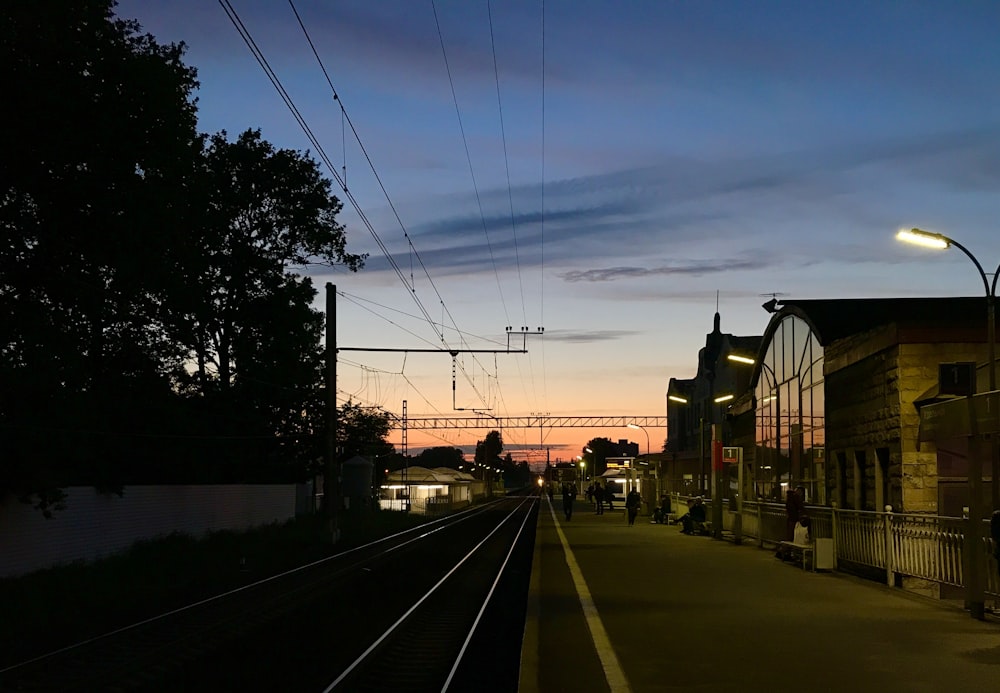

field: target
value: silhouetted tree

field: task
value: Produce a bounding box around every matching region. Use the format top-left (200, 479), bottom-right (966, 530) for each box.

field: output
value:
top-left (337, 403), bottom-right (394, 463)
top-left (1, 0), bottom-right (201, 509)
top-left (417, 447), bottom-right (465, 469)
top-left (0, 3), bottom-right (367, 507)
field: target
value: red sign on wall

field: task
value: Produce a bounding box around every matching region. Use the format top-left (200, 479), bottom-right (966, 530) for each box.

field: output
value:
top-left (712, 440), bottom-right (724, 471)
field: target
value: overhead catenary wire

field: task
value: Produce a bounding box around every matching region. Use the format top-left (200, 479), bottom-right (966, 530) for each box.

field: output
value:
top-left (338, 290), bottom-right (511, 349)
top-left (430, 0), bottom-right (511, 329)
top-left (486, 0), bottom-right (542, 421)
top-left (225, 1), bottom-right (545, 443)
top-left (487, 0), bottom-right (528, 331)
top-left (219, 0), bottom-right (446, 354)
top-left (283, 0), bottom-right (501, 413)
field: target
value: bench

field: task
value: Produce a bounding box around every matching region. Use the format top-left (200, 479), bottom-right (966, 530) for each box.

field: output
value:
top-left (779, 541), bottom-right (815, 570)
top-left (778, 538), bottom-right (834, 571)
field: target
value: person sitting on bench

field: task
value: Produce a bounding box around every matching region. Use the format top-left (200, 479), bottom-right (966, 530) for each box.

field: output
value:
top-left (680, 496), bottom-right (707, 534)
top-left (652, 494), bottom-right (672, 524)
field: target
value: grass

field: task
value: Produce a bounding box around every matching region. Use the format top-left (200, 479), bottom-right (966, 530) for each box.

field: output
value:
top-left (0, 508), bottom-right (431, 666)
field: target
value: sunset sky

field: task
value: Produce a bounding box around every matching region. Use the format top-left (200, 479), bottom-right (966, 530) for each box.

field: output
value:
top-left (119, 0), bottom-right (1000, 465)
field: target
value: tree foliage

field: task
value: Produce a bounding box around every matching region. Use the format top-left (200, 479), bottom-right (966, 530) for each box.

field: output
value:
top-left (337, 403), bottom-right (394, 463)
top-left (0, 2), bottom-right (369, 509)
top-left (474, 431), bottom-right (504, 467)
top-left (416, 447), bottom-right (465, 470)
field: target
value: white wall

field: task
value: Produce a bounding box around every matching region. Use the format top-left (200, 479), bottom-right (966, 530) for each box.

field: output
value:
top-left (0, 484), bottom-right (301, 578)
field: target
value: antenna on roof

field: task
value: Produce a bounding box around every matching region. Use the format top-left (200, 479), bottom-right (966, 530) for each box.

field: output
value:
top-left (759, 292), bottom-right (788, 314)
top-left (716, 290), bottom-right (720, 312)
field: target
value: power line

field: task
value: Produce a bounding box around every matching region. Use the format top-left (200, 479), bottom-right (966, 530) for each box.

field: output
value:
top-left (283, 0), bottom-right (502, 413)
top-left (219, 0), bottom-right (445, 352)
top-left (487, 0), bottom-right (528, 329)
top-left (431, 0), bottom-right (511, 328)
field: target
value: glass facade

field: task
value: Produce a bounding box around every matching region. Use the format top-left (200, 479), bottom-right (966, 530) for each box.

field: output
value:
top-left (754, 314), bottom-right (826, 503)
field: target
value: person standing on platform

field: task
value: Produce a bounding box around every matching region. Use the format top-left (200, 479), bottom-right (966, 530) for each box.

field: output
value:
top-left (562, 481), bottom-right (577, 521)
top-left (594, 482), bottom-right (605, 515)
top-left (626, 488), bottom-right (641, 526)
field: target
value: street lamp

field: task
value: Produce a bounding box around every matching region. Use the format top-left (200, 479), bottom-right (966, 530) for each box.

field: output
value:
top-left (897, 228), bottom-right (998, 391)
top-left (627, 423), bottom-right (650, 455)
top-left (628, 423), bottom-right (650, 498)
top-left (897, 227), bottom-right (1000, 621)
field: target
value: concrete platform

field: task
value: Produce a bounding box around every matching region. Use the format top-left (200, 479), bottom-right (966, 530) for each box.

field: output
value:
top-left (519, 495), bottom-right (1000, 692)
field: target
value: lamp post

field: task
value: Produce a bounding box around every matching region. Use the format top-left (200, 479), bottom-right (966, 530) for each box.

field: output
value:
top-left (897, 227), bottom-right (1000, 621)
top-left (710, 393), bottom-right (733, 540)
top-left (897, 229), bottom-right (998, 391)
top-left (627, 423), bottom-right (648, 497)
top-left (627, 423), bottom-right (650, 456)
top-left (629, 421), bottom-right (655, 499)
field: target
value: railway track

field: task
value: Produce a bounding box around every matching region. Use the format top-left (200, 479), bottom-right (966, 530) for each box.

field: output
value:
top-left (0, 495), bottom-right (538, 692)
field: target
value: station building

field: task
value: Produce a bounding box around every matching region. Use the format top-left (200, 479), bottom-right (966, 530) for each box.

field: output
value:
top-left (667, 297), bottom-right (993, 516)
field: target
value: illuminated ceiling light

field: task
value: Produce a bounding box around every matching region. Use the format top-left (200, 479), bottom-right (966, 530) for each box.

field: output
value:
top-left (727, 354), bottom-right (755, 365)
top-left (714, 394), bottom-right (734, 403)
top-left (668, 394), bottom-right (689, 404)
top-left (896, 228), bottom-right (949, 250)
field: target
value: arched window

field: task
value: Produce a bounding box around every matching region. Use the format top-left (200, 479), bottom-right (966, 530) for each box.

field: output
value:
top-left (754, 315), bottom-right (825, 503)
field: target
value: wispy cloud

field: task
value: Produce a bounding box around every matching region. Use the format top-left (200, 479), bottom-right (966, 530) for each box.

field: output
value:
top-left (560, 258), bottom-right (772, 283)
top-left (541, 329), bottom-right (640, 343)
top-left (351, 124), bottom-right (1000, 281)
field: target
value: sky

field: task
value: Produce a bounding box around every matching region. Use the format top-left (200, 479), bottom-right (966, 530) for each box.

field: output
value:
top-left (118, 0), bottom-right (1000, 465)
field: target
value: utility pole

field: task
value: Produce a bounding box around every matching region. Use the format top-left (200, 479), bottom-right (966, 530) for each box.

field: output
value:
top-left (325, 282), bottom-right (340, 544)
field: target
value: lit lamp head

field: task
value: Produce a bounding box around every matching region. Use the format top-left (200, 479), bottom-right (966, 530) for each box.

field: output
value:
top-left (896, 228), bottom-right (950, 250)
top-left (668, 393), bottom-right (688, 404)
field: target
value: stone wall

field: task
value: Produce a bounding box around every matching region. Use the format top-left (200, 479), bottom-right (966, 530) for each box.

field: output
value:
top-left (824, 324), bottom-right (984, 513)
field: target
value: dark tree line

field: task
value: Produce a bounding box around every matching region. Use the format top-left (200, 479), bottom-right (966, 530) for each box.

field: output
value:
top-left (1, 1), bottom-right (369, 512)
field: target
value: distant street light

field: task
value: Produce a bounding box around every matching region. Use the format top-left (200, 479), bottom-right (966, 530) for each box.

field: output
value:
top-left (627, 423), bottom-right (650, 455)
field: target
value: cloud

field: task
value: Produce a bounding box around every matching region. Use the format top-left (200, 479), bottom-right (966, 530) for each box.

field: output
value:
top-left (341, 122), bottom-right (1000, 289)
top-left (540, 329), bottom-right (640, 343)
top-left (559, 258), bottom-right (772, 283)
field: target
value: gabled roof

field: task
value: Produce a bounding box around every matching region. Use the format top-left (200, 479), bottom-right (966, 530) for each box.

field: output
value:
top-left (773, 297), bottom-right (986, 345)
top-left (386, 466), bottom-right (459, 483)
top-left (433, 467), bottom-right (475, 481)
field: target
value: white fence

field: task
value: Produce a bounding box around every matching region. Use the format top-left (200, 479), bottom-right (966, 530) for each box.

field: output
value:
top-left (671, 493), bottom-right (999, 600)
top-left (0, 484), bottom-right (308, 578)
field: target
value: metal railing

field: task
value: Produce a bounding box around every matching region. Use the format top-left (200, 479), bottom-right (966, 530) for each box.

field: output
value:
top-left (668, 493), bottom-right (999, 602)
